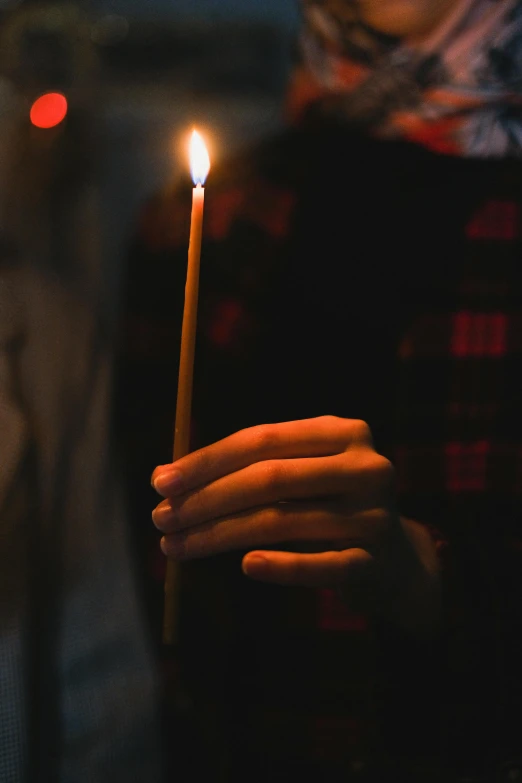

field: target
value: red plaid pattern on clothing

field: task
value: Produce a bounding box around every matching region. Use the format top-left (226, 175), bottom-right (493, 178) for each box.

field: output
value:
top-left (450, 312), bottom-right (507, 357)
top-left (395, 177), bottom-right (522, 530)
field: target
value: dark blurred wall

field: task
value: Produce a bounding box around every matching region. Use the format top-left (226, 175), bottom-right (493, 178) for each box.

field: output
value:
top-left (90, 0), bottom-right (300, 29)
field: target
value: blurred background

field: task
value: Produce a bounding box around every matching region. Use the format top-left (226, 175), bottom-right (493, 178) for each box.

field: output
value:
top-left (0, 2), bottom-right (303, 780)
top-left (0, 0), bottom-right (299, 298)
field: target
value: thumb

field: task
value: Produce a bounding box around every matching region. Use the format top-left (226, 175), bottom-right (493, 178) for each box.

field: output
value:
top-left (241, 548), bottom-right (374, 587)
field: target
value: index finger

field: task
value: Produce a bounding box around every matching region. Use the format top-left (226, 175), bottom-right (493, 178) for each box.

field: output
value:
top-left (151, 416), bottom-right (373, 497)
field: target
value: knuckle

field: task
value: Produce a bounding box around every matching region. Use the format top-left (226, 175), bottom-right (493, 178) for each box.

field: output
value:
top-left (260, 505), bottom-right (283, 529)
top-left (318, 414), bottom-right (357, 440)
top-left (361, 455), bottom-right (396, 504)
top-left (369, 507), bottom-right (392, 536)
top-left (349, 419), bottom-right (373, 444)
top-left (373, 506), bottom-right (390, 526)
top-left (259, 504), bottom-right (292, 539)
top-left (375, 455), bottom-right (395, 490)
top-left (259, 460), bottom-right (283, 494)
top-left (249, 424), bottom-right (280, 456)
top-left (317, 414), bottom-right (341, 427)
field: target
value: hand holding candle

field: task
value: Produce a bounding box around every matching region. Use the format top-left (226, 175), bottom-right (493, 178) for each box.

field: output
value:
top-left (163, 129), bottom-right (210, 645)
top-left (153, 416), bottom-right (441, 639)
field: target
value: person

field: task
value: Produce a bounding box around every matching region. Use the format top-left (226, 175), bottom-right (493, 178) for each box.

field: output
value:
top-left (0, 6), bottom-right (162, 781)
top-left (122, 0), bottom-right (522, 779)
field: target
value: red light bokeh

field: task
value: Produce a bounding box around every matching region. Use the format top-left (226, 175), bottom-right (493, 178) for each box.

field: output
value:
top-left (30, 93), bottom-right (68, 129)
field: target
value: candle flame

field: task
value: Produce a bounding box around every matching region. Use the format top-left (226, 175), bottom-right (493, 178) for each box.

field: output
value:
top-left (189, 129), bottom-right (210, 186)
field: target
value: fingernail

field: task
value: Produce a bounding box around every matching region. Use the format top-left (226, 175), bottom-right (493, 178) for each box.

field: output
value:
top-left (152, 505), bottom-right (179, 533)
top-left (161, 535), bottom-right (186, 559)
top-left (153, 469), bottom-right (184, 496)
top-left (242, 554), bottom-right (270, 578)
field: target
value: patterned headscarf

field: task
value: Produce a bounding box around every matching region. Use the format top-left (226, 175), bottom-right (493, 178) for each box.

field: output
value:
top-left (297, 0), bottom-right (522, 156)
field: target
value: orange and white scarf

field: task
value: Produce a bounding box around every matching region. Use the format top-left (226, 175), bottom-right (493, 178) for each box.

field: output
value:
top-left (295, 0), bottom-right (522, 156)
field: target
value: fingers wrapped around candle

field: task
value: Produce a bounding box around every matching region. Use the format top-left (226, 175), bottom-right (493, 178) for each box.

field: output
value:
top-left (157, 503), bottom-right (383, 587)
top-left (152, 416), bottom-right (397, 585)
top-left (152, 416), bottom-right (377, 498)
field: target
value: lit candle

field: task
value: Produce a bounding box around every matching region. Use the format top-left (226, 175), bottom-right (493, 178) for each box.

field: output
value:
top-left (163, 129), bottom-right (210, 646)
